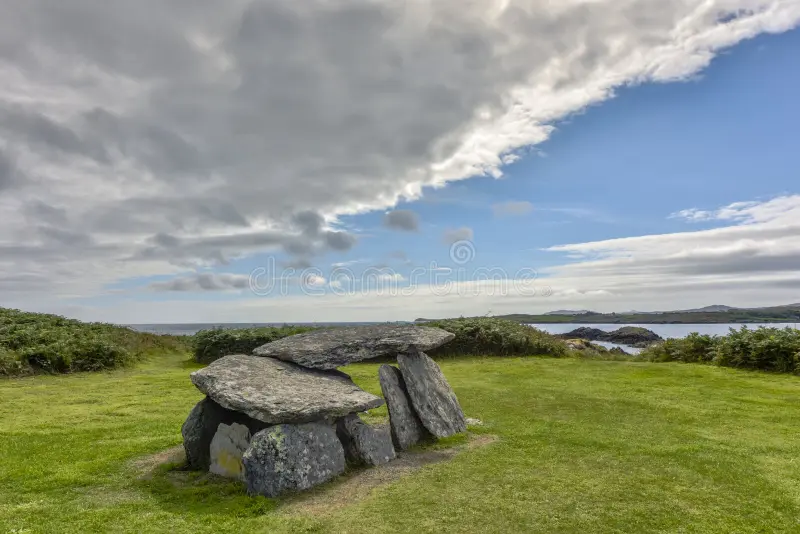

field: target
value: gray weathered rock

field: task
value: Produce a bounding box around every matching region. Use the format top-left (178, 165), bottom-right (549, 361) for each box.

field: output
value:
top-left (209, 422), bottom-right (251, 479)
top-left (181, 397), bottom-right (268, 471)
top-left (243, 422), bottom-right (346, 497)
top-left (336, 414), bottom-right (396, 467)
top-left (190, 355), bottom-right (384, 424)
top-left (397, 346), bottom-right (467, 439)
top-left (252, 324), bottom-right (455, 370)
top-left (378, 364), bottom-right (430, 450)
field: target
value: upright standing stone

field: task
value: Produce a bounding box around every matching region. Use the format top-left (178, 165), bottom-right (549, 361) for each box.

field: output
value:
top-left (209, 422), bottom-right (251, 480)
top-left (190, 355), bottom-right (384, 424)
top-left (181, 397), bottom-right (269, 471)
top-left (252, 324), bottom-right (455, 370)
top-left (378, 364), bottom-right (430, 450)
top-left (243, 422), bottom-right (346, 497)
top-left (336, 414), bottom-right (396, 467)
top-left (397, 346), bottom-right (467, 439)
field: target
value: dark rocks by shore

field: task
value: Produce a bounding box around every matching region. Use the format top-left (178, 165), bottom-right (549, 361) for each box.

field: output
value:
top-left (558, 326), bottom-right (662, 348)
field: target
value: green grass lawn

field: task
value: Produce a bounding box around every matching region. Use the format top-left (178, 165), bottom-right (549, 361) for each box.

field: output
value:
top-left (2, 353), bottom-right (800, 533)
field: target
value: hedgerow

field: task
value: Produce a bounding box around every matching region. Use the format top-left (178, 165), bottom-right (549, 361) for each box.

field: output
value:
top-left (192, 326), bottom-right (317, 363)
top-left (425, 317), bottom-right (568, 358)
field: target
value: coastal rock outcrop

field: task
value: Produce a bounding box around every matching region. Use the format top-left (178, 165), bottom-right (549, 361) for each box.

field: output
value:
top-left (336, 414), bottom-right (396, 467)
top-left (243, 422), bottom-right (346, 497)
top-left (190, 354), bottom-right (384, 424)
top-left (378, 364), bottom-right (430, 450)
top-left (397, 346), bottom-right (467, 439)
top-left (252, 324), bottom-right (455, 370)
top-left (559, 326), bottom-right (662, 348)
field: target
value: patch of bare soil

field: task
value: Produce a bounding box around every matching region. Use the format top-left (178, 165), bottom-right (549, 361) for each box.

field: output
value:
top-left (129, 445), bottom-right (185, 478)
top-left (280, 433), bottom-right (499, 517)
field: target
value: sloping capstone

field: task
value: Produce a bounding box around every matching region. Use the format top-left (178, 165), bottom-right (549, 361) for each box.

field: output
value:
top-left (181, 397), bottom-right (269, 471)
top-left (336, 414), bottom-right (396, 467)
top-left (209, 422), bottom-right (251, 479)
top-left (190, 354), bottom-right (384, 424)
top-left (252, 324), bottom-right (455, 370)
top-left (243, 422), bottom-right (346, 497)
top-left (397, 346), bottom-right (467, 439)
top-left (378, 364), bottom-right (430, 450)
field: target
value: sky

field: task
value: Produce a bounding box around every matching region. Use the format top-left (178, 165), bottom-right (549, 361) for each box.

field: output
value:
top-left (1, 0), bottom-right (800, 323)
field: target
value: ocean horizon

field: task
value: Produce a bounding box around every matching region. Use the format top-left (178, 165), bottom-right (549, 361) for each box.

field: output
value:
top-left (126, 322), bottom-right (401, 336)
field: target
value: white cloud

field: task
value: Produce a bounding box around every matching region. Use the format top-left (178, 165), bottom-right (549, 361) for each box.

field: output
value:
top-left (1, 1), bottom-right (799, 316)
top-left (535, 195), bottom-right (800, 306)
top-left (669, 208), bottom-right (715, 221)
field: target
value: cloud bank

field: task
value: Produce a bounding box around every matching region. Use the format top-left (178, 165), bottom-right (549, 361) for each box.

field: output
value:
top-left (1, 0), bottom-right (799, 315)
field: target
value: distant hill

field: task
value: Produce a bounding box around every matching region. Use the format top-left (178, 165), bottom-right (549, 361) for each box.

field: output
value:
top-left (674, 305), bottom-right (736, 313)
top-left (416, 303), bottom-right (800, 324)
top-left (543, 309), bottom-right (596, 316)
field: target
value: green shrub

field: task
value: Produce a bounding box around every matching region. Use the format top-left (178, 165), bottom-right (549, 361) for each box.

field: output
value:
top-left (192, 326), bottom-right (317, 363)
top-left (424, 317), bottom-right (568, 358)
top-left (639, 326), bottom-right (800, 374)
top-left (1, 307), bottom-right (189, 376)
top-left (639, 333), bottom-right (717, 363)
top-left (713, 326), bottom-right (800, 373)
top-left (0, 347), bottom-right (31, 376)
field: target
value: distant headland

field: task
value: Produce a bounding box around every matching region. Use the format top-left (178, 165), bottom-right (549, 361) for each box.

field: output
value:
top-left (416, 303), bottom-right (800, 324)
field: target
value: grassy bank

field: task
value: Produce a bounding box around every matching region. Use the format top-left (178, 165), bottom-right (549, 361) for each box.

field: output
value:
top-left (3, 351), bottom-right (800, 532)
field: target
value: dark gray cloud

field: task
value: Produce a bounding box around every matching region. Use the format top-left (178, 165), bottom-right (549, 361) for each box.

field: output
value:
top-left (0, 148), bottom-right (15, 189)
top-left (384, 210), bottom-right (419, 232)
top-left (149, 273), bottom-right (251, 292)
top-left (442, 227), bottom-right (474, 244)
top-left (492, 201), bottom-right (533, 217)
top-left (324, 231), bottom-right (358, 252)
top-left (0, 106), bottom-right (110, 163)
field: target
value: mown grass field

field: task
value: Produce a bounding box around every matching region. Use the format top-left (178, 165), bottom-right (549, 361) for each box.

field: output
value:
top-left (2, 352), bottom-right (800, 533)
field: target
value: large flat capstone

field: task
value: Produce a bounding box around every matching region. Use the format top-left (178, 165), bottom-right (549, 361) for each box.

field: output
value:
top-left (252, 324), bottom-right (455, 370)
top-left (243, 422), bottom-right (346, 497)
top-left (190, 355), bottom-right (384, 424)
top-left (397, 346), bottom-right (467, 439)
top-left (378, 364), bottom-right (430, 450)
